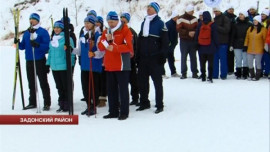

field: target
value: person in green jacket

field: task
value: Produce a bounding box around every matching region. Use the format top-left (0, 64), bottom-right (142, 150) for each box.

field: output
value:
top-left (46, 20), bottom-right (75, 112)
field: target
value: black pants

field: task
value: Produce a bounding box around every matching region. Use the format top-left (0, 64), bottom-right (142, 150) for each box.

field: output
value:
top-left (81, 71), bottom-right (100, 108)
top-left (26, 58), bottom-right (51, 106)
top-left (130, 59), bottom-right (139, 102)
top-left (180, 40), bottom-right (198, 75)
top-left (52, 70), bottom-right (68, 109)
top-left (167, 44), bottom-right (177, 75)
top-left (199, 54), bottom-right (214, 79)
top-left (138, 58), bottom-right (164, 109)
top-left (227, 49), bottom-right (235, 73)
top-left (106, 71), bottom-right (130, 116)
top-left (99, 66), bottom-right (107, 98)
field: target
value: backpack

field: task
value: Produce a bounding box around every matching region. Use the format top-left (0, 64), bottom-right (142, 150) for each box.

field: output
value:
top-left (198, 22), bottom-right (213, 45)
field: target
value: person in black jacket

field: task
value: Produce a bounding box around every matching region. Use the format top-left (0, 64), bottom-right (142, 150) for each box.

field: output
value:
top-left (120, 13), bottom-right (140, 106)
top-left (212, 6), bottom-right (231, 80)
top-left (136, 2), bottom-right (168, 114)
top-left (230, 11), bottom-right (252, 79)
top-left (224, 5), bottom-right (237, 75)
top-left (165, 11), bottom-right (180, 77)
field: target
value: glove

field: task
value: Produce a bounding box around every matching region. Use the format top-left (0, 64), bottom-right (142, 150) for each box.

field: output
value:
top-left (264, 44), bottom-right (269, 52)
top-left (158, 54), bottom-right (166, 65)
top-left (229, 46), bottom-right (234, 52)
top-left (88, 52), bottom-right (95, 58)
top-left (14, 38), bottom-right (20, 44)
top-left (30, 40), bottom-right (40, 48)
top-left (243, 46), bottom-right (248, 52)
top-left (46, 65), bottom-right (50, 74)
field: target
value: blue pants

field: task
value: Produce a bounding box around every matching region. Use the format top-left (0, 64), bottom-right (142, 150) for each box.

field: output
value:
top-left (213, 44), bottom-right (228, 78)
top-left (261, 52), bottom-right (270, 75)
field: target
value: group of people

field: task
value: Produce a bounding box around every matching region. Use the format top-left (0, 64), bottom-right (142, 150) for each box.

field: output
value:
top-left (13, 2), bottom-right (270, 120)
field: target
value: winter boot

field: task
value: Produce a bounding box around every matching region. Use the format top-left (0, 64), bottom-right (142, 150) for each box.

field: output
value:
top-left (98, 96), bottom-right (107, 107)
top-left (242, 67), bottom-right (249, 79)
top-left (254, 69), bottom-right (262, 81)
top-left (235, 67), bottom-right (242, 79)
top-left (249, 68), bottom-right (255, 80)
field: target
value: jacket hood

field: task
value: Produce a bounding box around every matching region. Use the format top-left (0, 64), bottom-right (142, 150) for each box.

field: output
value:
top-left (203, 11), bottom-right (212, 24)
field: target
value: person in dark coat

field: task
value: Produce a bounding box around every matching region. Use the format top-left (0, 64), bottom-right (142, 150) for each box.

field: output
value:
top-left (14, 13), bottom-right (51, 110)
top-left (230, 11), bottom-right (252, 79)
top-left (212, 6), bottom-right (231, 79)
top-left (165, 11), bottom-right (180, 77)
top-left (136, 2), bottom-right (169, 114)
top-left (224, 5), bottom-right (237, 75)
top-left (120, 12), bottom-right (140, 106)
top-left (195, 11), bottom-right (219, 83)
top-left (247, 5), bottom-right (259, 22)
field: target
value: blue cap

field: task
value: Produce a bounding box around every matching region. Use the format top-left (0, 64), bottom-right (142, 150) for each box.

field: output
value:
top-left (54, 20), bottom-right (64, 29)
top-left (107, 11), bottom-right (119, 21)
top-left (84, 15), bottom-right (96, 24)
top-left (97, 16), bottom-right (104, 24)
top-left (121, 13), bottom-right (131, 22)
top-left (87, 10), bottom-right (97, 17)
top-left (149, 2), bottom-right (160, 13)
top-left (29, 13), bottom-right (40, 22)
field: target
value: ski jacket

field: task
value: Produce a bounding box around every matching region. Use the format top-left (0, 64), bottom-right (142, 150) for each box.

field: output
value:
top-left (176, 13), bottom-right (198, 41)
top-left (244, 26), bottom-right (267, 54)
top-left (46, 32), bottom-right (75, 71)
top-left (98, 23), bottom-right (133, 72)
top-left (166, 19), bottom-right (178, 49)
top-left (79, 29), bottom-right (103, 72)
top-left (19, 27), bottom-right (50, 61)
top-left (214, 14), bottom-right (231, 44)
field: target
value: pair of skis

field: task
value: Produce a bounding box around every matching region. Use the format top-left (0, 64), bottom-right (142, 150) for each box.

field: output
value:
top-left (12, 9), bottom-right (25, 110)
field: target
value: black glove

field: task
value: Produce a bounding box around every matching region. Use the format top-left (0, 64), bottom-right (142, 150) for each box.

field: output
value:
top-left (46, 65), bottom-right (50, 74)
top-left (30, 40), bottom-right (40, 48)
top-left (14, 38), bottom-right (20, 44)
top-left (243, 46), bottom-right (248, 52)
top-left (158, 54), bottom-right (166, 65)
top-left (84, 33), bottom-right (89, 40)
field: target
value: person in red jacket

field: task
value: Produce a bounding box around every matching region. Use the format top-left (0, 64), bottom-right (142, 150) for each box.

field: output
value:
top-left (98, 11), bottom-right (133, 120)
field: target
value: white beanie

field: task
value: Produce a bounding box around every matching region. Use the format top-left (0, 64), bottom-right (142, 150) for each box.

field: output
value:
top-left (239, 11), bottom-right (249, 17)
top-left (170, 10), bottom-right (178, 19)
top-left (185, 4), bottom-right (194, 12)
top-left (199, 10), bottom-right (203, 16)
top-left (253, 15), bottom-right (262, 23)
top-left (213, 6), bottom-right (221, 12)
top-left (227, 4), bottom-right (234, 10)
top-left (261, 9), bottom-right (270, 16)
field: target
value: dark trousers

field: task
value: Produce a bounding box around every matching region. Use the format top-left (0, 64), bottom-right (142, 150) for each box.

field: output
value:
top-left (106, 71), bottom-right (130, 116)
top-left (130, 59), bottom-right (139, 102)
top-left (26, 58), bottom-right (51, 106)
top-left (180, 40), bottom-right (198, 75)
top-left (138, 58), bottom-right (164, 109)
top-left (52, 70), bottom-right (68, 109)
top-left (227, 49), bottom-right (235, 73)
top-left (199, 54), bottom-right (214, 79)
top-left (99, 66), bottom-right (107, 98)
top-left (213, 44), bottom-right (228, 78)
top-left (167, 45), bottom-right (177, 75)
top-left (81, 71), bottom-right (100, 108)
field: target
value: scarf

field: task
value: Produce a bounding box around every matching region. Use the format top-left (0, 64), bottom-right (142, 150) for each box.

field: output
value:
top-left (51, 34), bottom-right (63, 48)
top-left (142, 14), bottom-right (157, 37)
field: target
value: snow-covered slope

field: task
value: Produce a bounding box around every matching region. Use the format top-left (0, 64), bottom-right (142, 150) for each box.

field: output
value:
top-left (0, 0), bottom-right (269, 45)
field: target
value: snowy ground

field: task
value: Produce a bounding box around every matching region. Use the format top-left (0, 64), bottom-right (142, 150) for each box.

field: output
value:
top-left (0, 46), bottom-right (269, 152)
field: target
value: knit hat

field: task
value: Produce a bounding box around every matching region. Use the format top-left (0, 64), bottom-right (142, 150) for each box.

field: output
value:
top-left (198, 10), bottom-right (203, 16)
top-left (87, 10), bottom-right (97, 17)
top-left (121, 13), bottom-right (131, 22)
top-left (84, 15), bottom-right (96, 24)
top-left (261, 9), bottom-right (270, 16)
top-left (97, 16), bottom-right (104, 24)
top-left (239, 11), bottom-right (249, 17)
top-left (185, 4), bottom-right (194, 12)
top-left (149, 2), bottom-right (160, 13)
top-left (61, 17), bottom-right (70, 23)
top-left (106, 11), bottom-right (119, 21)
top-left (249, 5), bottom-right (257, 10)
top-left (54, 20), bottom-right (64, 29)
top-left (213, 6), bottom-right (221, 12)
top-left (253, 15), bottom-right (262, 23)
top-left (29, 13), bottom-right (40, 22)
top-left (170, 10), bottom-right (178, 19)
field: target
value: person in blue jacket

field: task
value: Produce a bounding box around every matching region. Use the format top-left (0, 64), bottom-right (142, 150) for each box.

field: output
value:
top-left (75, 16), bottom-right (104, 116)
top-left (46, 21), bottom-right (75, 112)
top-left (14, 13), bottom-right (51, 110)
